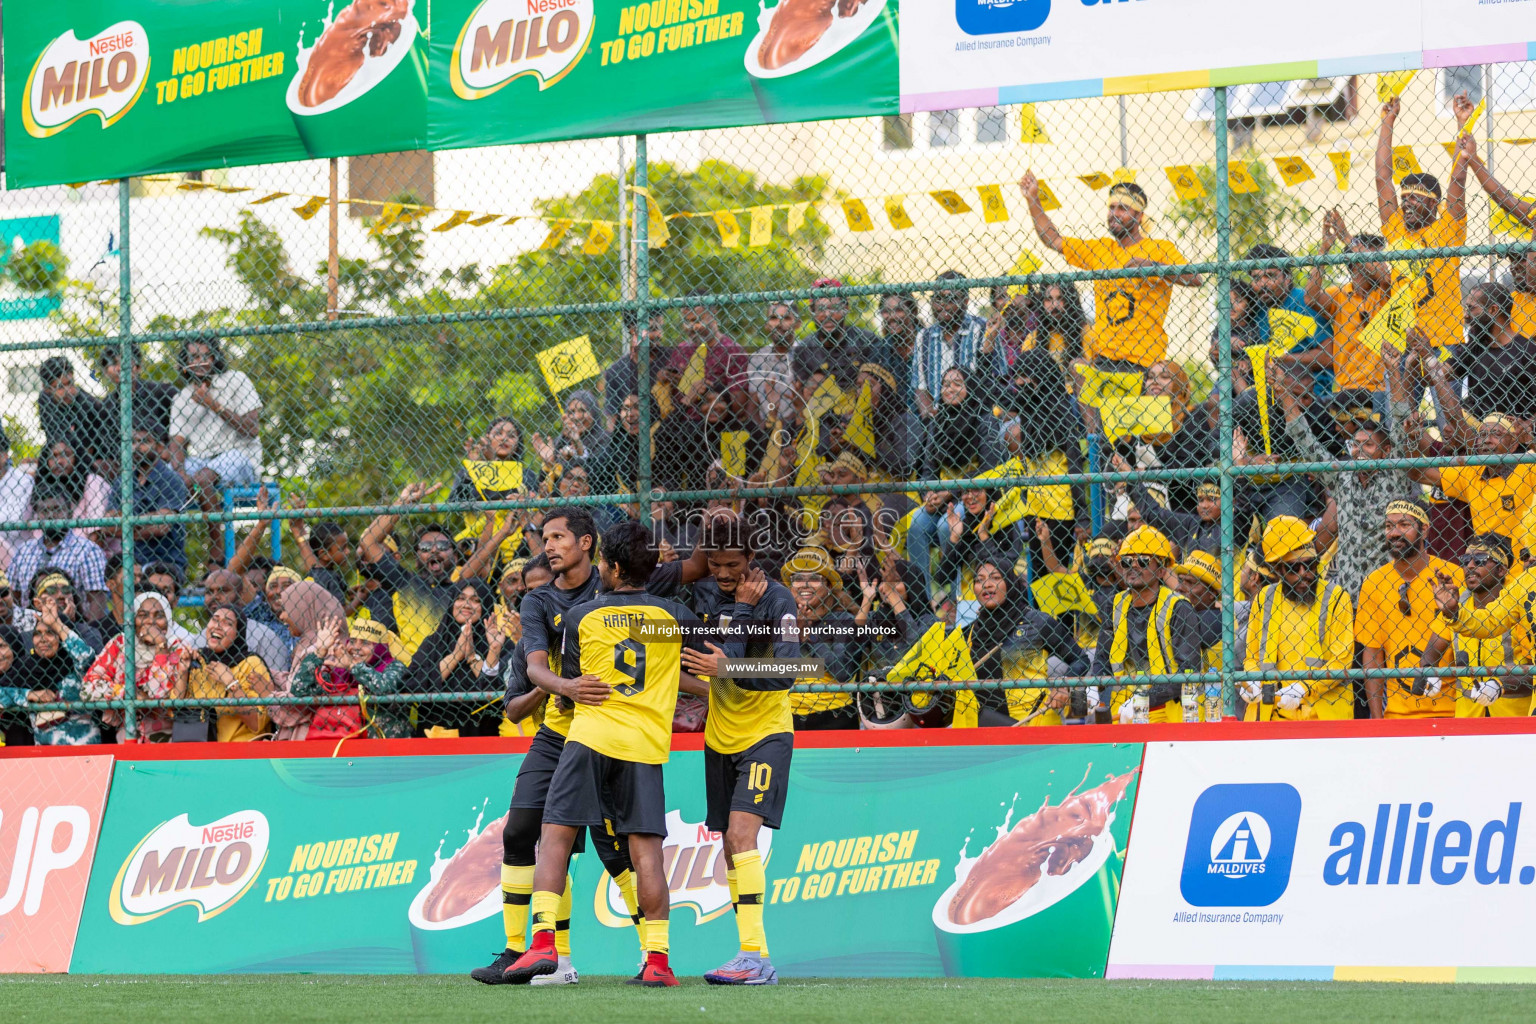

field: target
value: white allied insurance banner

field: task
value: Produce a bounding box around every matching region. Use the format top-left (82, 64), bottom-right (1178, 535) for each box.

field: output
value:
top-left (901, 0), bottom-right (1536, 111)
top-left (1108, 735), bottom-right (1536, 981)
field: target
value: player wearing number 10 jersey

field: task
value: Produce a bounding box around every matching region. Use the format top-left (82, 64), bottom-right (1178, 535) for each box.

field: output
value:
top-left (504, 521), bottom-right (706, 988)
top-left (682, 516), bottom-right (799, 986)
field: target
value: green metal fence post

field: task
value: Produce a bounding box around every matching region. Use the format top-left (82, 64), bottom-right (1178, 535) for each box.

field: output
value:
top-left (1213, 87), bottom-right (1236, 719)
top-left (634, 134), bottom-right (652, 522)
top-left (118, 177), bottom-right (139, 739)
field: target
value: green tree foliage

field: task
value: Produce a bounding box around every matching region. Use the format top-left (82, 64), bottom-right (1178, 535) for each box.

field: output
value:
top-left (1169, 159), bottom-right (1312, 264)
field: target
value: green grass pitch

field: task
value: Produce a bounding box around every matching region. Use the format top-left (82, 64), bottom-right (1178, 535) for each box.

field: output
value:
top-left (6, 976), bottom-right (1536, 1023)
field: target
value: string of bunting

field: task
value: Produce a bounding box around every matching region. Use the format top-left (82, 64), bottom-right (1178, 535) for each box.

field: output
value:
top-left (71, 133), bottom-right (1536, 251)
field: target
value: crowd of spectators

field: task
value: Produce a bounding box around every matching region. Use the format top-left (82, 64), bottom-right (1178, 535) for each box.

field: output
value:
top-left (3, 93), bottom-right (1536, 743)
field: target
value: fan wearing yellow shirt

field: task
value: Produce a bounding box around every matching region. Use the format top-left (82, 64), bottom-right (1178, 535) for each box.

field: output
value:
top-left (1357, 501), bottom-right (1462, 718)
top-left (1375, 95), bottom-right (1472, 351)
top-left (1410, 414), bottom-right (1536, 543)
top-left (1018, 173), bottom-right (1203, 369)
top-left (1418, 535), bottom-right (1532, 717)
top-left (1304, 210), bottom-right (1391, 394)
top-left (504, 521), bottom-right (708, 989)
top-left (1242, 517), bottom-right (1354, 721)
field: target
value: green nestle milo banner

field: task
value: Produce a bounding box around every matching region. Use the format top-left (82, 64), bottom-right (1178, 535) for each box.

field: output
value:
top-left (4, 0), bottom-right (897, 189)
top-left (72, 742), bottom-right (1138, 977)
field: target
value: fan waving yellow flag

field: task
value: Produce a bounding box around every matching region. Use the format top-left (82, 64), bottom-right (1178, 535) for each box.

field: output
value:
top-left (678, 342), bottom-right (708, 397)
top-left (1100, 396), bottom-right (1175, 441)
top-left (846, 381), bottom-right (877, 457)
top-left (535, 336), bottom-right (602, 393)
top-left (887, 621), bottom-right (948, 683)
top-left (1018, 103), bottom-right (1051, 143)
top-left (1267, 308), bottom-right (1318, 355)
top-left (1377, 70), bottom-right (1416, 102)
top-left (1357, 284), bottom-right (1417, 355)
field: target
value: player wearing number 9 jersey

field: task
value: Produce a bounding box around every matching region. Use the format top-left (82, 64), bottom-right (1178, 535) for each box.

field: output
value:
top-left (681, 516), bottom-right (799, 986)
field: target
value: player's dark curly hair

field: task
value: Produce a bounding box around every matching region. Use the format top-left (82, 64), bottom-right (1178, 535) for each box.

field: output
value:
top-left (703, 513), bottom-right (753, 554)
top-left (542, 505), bottom-right (598, 555)
top-left (602, 520), bottom-right (658, 587)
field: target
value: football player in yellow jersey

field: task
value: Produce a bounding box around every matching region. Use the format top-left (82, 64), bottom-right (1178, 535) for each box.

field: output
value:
top-left (505, 521), bottom-right (707, 988)
top-left (679, 517), bottom-right (799, 985)
top-left (1418, 535), bottom-right (1532, 716)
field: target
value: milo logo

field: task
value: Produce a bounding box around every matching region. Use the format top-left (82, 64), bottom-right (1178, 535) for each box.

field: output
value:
top-left (596, 810), bottom-right (769, 926)
top-left (109, 811), bottom-right (270, 925)
top-left (450, 0), bottom-right (594, 99)
top-left (23, 21), bottom-right (150, 138)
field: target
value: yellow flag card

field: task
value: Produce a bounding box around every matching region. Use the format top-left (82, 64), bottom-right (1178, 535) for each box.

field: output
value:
top-left (1227, 162), bottom-right (1260, 194)
top-left (845, 382), bottom-right (877, 457)
top-left (1328, 151), bottom-right (1351, 190)
top-left (884, 196), bottom-right (915, 229)
top-left (977, 184), bottom-right (1009, 223)
top-left (1391, 145), bottom-right (1421, 182)
top-left (1076, 364), bottom-right (1143, 408)
top-left (1459, 97), bottom-right (1487, 138)
top-left (1165, 165), bottom-right (1206, 200)
top-left (930, 190), bottom-right (973, 215)
top-left (292, 195), bottom-right (327, 220)
top-left (1008, 249), bottom-right (1043, 297)
top-left (678, 342), bottom-right (709, 397)
top-left (1358, 284), bottom-right (1417, 355)
top-left (842, 198), bottom-right (875, 232)
top-left (580, 220), bottom-right (615, 255)
top-left (1035, 179), bottom-right (1062, 211)
top-left (788, 201), bottom-right (811, 235)
top-left (1031, 572), bottom-right (1099, 619)
top-left (1079, 172), bottom-right (1112, 190)
top-left (748, 206), bottom-right (773, 247)
top-left (1100, 396), bottom-right (1174, 441)
top-left (1018, 103), bottom-right (1051, 144)
top-left (535, 335), bottom-right (603, 393)
top-left (713, 211), bottom-right (742, 247)
top-left (1267, 308), bottom-right (1317, 354)
top-left (1274, 155), bottom-right (1315, 187)
top-left (1377, 70), bottom-right (1416, 102)
top-left (720, 430), bottom-right (749, 478)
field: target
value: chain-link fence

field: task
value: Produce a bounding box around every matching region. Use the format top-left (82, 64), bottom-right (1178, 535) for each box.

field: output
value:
top-left (1, 64), bottom-right (1535, 742)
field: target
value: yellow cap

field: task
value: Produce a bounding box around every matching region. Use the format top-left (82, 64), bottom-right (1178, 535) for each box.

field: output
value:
top-left (781, 547), bottom-right (843, 590)
top-left (1119, 525), bottom-right (1174, 563)
top-left (1262, 515), bottom-right (1317, 564)
top-left (1174, 550), bottom-right (1222, 592)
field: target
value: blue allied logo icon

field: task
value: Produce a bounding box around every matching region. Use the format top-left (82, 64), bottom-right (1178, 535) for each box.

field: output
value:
top-left (956, 0), bottom-right (1051, 36)
top-left (1179, 783), bottom-right (1301, 907)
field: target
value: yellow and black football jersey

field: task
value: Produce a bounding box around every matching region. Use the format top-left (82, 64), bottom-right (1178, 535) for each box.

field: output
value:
top-left (519, 568), bottom-right (601, 737)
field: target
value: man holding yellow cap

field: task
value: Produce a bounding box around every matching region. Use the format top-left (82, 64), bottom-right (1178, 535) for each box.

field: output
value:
top-left (1410, 412), bottom-right (1536, 544)
top-left (1018, 173), bottom-right (1202, 369)
top-left (1088, 525), bottom-right (1200, 723)
top-left (1418, 534), bottom-right (1531, 717)
top-left (1357, 500), bottom-right (1461, 718)
top-left (1243, 516), bottom-right (1354, 720)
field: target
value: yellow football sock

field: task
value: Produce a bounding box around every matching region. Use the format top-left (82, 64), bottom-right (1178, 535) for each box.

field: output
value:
top-left (554, 874), bottom-right (573, 956)
top-left (643, 918), bottom-right (670, 955)
top-left (531, 890), bottom-right (560, 937)
top-left (727, 866), bottom-right (739, 911)
top-left (733, 851), bottom-right (767, 955)
top-left (615, 869), bottom-right (646, 952)
top-left (501, 863), bottom-right (534, 952)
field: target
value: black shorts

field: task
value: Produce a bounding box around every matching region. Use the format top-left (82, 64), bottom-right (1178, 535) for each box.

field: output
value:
top-left (705, 733), bottom-right (793, 833)
top-left (543, 740), bottom-right (667, 837)
top-left (508, 726), bottom-right (586, 853)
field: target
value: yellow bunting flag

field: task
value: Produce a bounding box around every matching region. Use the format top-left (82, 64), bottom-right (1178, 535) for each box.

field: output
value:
top-left (1035, 179), bottom-right (1062, 211)
top-left (842, 198), bottom-right (875, 232)
top-left (396, 205), bottom-right (433, 226)
top-left (1274, 155), bottom-right (1315, 187)
top-left (1099, 396), bottom-right (1175, 441)
top-left (1076, 364), bottom-right (1143, 408)
top-left (292, 196), bottom-right (327, 220)
top-left (1357, 284), bottom-right (1417, 355)
top-left (713, 211), bottom-right (742, 247)
top-left (625, 185), bottom-right (670, 248)
top-left (930, 190), bottom-right (972, 215)
top-left (433, 210), bottom-right (473, 233)
top-left (468, 213), bottom-right (501, 226)
top-left (678, 342), bottom-right (708, 398)
top-left (977, 184), bottom-right (1009, 223)
top-left (581, 220), bottom-right (615, 255)
top-left (1111, 167), bottom-right (1138, 184)
top-left (250, 192), bottom-right (289, 205)
top-left (1227, 162), bottom-right (1260, 194)
top-left (1490, 196), bottom-right (1535, 239)
top-left (720, 430), bottom-right (749, 479)
top-left (1018, 103), bottom-right (1051, 144)
top-left (1267, 308), bottom-right (1317, 355)
top-left (1328, 151), bottom-right (1351, 190)
top-left (538, 218), bottom-right (574, 250)
top-left (535, 335), bottom-right (602, 393)
top-left (884, 196), bottom-right (914, 229)
top-left (1504, 138), bottom-right (1536, 145)
top-left (1377, 70), bottom-right (1416, 102)
top-left (1079, 172), bottom-right (1112, 190)
top-left (371, 202), bottom-right (403, 234)
top-left (1391, 145), bottom-right (1421, 182)
top-left (1165, 165), bottom-right (1206, 200)
top-left (748, 206), bottom-right (773, 247)
top-left (845, 381), bottom-right (877, 457)
top-left (788, 201), bottom-right (811, 235)
top-left (1459, 97), bottom-right (1487, 139)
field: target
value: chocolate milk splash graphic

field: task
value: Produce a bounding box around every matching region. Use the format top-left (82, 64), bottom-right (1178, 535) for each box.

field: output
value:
top-left (419, 811), bottom-right (505, 924)
top-left (296, 0), bottom-right (410, 108)
top-left (947, 769), bottom-right (1136, 927)
top-left (744, 0), bottom-right (886, 80)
